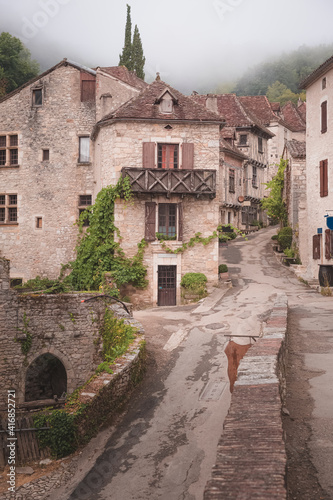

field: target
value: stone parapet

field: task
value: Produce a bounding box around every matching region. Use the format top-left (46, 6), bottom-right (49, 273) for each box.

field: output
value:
top-left (204, 293), bottom-right (288, 499)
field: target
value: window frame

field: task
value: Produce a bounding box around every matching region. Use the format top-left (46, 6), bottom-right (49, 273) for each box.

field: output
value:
top-left (78, 194), bottom-right (92, 227)
top-left (252, 166), bottom-right (258, 188)
top-left (157, 143), bottom-right (179, 169)
top-left (0, 134), bottom-right (19, 167)
top-left (32, 88), bottom-right (43, 107)
top-left (258, 137), bottom-right (263, 153)
top-left (320, 159), bottom-right (328, 197)
top-left (0, 193), bottom-right (18, 225)
top-left (78, 136), bottom-right (90, 164)
top-left (321, 100), bottom-right (327, 134)
top-left (239, 134), bottom-right (248, 146)
top-left (158, 203), bottom-right (177, 238)
top-left (229, 169), bottom-right (235, 193)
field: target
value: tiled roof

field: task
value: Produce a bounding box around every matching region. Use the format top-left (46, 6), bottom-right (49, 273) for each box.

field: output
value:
top-left (221, 126), bottom-right (236, 139)
top-left (270, 102), bottom-right (281, 112)
top-left (239, 95), bottom-right (279, 126)
top-left (297, 101), bottom-right (306, 122)
top-left (220, 137), bottom-right (247, 159)
top-left (281, 101), bottom-right (306, 132)
top-left (191, 94), bottom-right (274, 137)
top-left (300, 55), bottom-right (333, 89)
top-left (98, 80), bottom-right (225, 123)
top-left (285, 139), bottom-right (306, 158)
top-left (99, 66), bottom-right (147, 91)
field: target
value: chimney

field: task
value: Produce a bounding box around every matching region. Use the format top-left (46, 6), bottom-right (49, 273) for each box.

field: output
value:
top-left (206, 94), bottom-right (218, 114)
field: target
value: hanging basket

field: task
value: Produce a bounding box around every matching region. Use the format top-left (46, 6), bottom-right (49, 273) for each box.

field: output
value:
top-left (325, 216), bottom-right (333, 230)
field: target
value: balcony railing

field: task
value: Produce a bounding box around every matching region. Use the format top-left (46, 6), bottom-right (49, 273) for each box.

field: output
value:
top-left (122, 168), bottom-right (216, 198)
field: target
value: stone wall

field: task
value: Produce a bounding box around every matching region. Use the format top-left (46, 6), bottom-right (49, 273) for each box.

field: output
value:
top-left (0, 257), bottom-right (136, 406)
top-left (204, 293), bottom-right (288, 499)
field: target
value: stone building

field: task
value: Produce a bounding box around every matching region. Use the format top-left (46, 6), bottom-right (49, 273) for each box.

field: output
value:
top-left (0, 59), bottom-right (146, 283)
top-left (92, 80), bottom-right (224, 306)
top-left (300, 56), bottom-right (333, 283)
top-left (191, 93), bottom-right (274, 229)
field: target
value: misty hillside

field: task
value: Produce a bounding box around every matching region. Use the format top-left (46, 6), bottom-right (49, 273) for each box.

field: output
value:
top-left (232, 44), bottom-right (333, 96)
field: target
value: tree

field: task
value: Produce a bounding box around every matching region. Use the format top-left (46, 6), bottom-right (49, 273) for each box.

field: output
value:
top-left (0, 32), bottom-right (39, 95)
top-left (266, 80), bottom-right (305, 106)
top-left (132, 24), bottom-right (145, 79)
top-left (261, 158), bottom-right (288, 227)
top-left (119, 4), bottom-right (134, 71)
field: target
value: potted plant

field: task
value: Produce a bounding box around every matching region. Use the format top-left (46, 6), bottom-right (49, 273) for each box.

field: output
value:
top-left (219, 264), bottom-right (229, 280)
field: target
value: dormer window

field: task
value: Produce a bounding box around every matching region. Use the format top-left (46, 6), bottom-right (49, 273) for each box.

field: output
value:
top-left (155, 88), bottom-right (178, 114)
top-left (160, 93), bottom-right (173, 113)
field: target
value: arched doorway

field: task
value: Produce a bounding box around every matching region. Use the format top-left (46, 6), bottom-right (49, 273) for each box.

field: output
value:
top-left (25, 353), bottom-right (67, 402)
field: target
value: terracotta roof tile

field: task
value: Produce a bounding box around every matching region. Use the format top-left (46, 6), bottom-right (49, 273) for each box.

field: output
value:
top-left (220, 137), bottom-right (247, 159)
top-left (297, 101), bottom-right (306, 122)
top-left (281, 101), bottom-right (306, 132)
top-left (239, 95), bottom-right (279, 126)
top-left (99, 80), bottom-right (225, 123)
top-left (191, 94), bottom-right (274, 137)
top-left (99, 66), bottom-right (147, 91)
top-left (285, 139), bottom-right (306, 158)
top-left (270, 102), bottom-right (281, 112)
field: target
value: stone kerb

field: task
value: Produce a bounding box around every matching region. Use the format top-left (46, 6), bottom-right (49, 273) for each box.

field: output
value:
top-left (204, 293), bottom-right (288, 499)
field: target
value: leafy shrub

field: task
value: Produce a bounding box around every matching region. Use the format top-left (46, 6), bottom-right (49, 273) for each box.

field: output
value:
top-left (155, 232), bottom-right (177, 241)
top-left (101, 309), bottom-right (137, 365)
top-left (283, 247), bottom-right (295, 258)
top-left (271, 234), bottom-right (278, 241)
top-left (218, 264), bottom-right (228, 273)
top-left (180, 273), bottom-right (207, 298)
top-left (277, 227), bottom-right (292, 250)
top-left (34, 410), bottom-right (76, 458)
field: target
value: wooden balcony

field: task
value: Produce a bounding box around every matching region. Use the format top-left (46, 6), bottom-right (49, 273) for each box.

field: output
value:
top-left (122, 168), bottom-right (216, 198)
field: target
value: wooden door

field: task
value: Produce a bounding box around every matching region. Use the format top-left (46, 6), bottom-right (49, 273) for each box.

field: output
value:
top-left (158, 265), bottom-right (177, 306)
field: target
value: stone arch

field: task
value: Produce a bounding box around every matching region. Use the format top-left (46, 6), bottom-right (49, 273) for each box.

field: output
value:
top-left (17, 347), bottom-right (76, 403)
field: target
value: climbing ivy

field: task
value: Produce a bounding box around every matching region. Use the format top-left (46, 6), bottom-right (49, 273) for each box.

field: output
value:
top-left (261, 158), bottom-right (288, 227)
top-left (17, 312), bottom-right (32, 356)
top-left (67, 177), bottom-right (148, 291)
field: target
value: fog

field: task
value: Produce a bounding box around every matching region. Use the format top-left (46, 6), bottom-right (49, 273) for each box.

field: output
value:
top-left (1, 0), bottom-right (333, 94)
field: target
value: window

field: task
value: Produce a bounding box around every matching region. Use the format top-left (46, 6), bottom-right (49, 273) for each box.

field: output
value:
top-left (320, 159), bottom-right (328, 197)
top-left (321, 101), bottom-right (327, 134)
top-left (32, 88), bottom-right (43, 106)
top-left (252, 166), bottom-right (258, 187)
top-left (229, 169), bottom-right (235, 193)
top-left (157, 144), bottom-right (179, 169)
top-left (258, 137), bottom-right (263, 153)
top-left (36, 217), bottom-right (43, 229)
top-left (42, 149), bottom-right (49, 161)
top-left (0, 194), bottom-right (18, 224)
top-left (145, 202), bottom-right (183, 241)
top-left (239, 134), bottom-right (248, 145)
top-left (79, 137), bottom-right (90, 163)
top-left (78, 194), bottom-right (92, 227)
top-left (0, 134), bottom-right (19, 166)
top-left (160, 94), bottom-right (173, 113)
top-left (322, 77), bottom-right (327, 90)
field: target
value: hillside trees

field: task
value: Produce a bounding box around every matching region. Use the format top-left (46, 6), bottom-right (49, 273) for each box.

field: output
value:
top-left (0, 32), bottom-right (39, 97)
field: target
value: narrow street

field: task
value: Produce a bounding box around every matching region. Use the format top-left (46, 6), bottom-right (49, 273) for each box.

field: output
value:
top-left (48, 227), bottom-right (333, 500)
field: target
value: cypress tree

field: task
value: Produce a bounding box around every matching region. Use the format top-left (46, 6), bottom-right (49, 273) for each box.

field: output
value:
top-left (132, 25), bottom-right (145, 80)
top-left (119, 4), bottom-right (133, 71)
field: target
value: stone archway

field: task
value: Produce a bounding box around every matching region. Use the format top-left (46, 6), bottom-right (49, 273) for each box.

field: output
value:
top-left (17, 347), bottom-right (76, 403)
top-left (25, 353), bottom-right (67, 401)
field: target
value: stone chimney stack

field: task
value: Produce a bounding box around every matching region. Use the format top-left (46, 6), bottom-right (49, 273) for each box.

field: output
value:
top-left (206, 94), bottom-right (218, 114)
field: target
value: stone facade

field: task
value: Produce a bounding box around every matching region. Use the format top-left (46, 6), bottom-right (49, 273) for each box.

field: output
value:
top-left (300, 58), bottom-right (333, 280)
top-left (94, 120), bottom-right (221, 307)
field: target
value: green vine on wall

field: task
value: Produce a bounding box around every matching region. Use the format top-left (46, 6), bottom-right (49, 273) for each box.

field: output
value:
top-left (66, 176), bottom-right (148, 292)
top-left (16, 312), bottom-right (32, 356)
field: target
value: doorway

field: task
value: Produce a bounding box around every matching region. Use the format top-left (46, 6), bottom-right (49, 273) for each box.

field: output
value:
top-left (158, 265), bottom-right (177, 306)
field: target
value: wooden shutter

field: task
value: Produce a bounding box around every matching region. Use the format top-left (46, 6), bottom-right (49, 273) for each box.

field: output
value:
top-left (320, 159), bottom-right (328, 197)
top-left (321, 101), bottom-right (327, 133)
top-left (143, 142), bottom-right (155, 168)
top-left (182, 143), bottom-right (194, 169)
top-left (313, 234), bottom-right (321, 260)
top-left (178, 203), bottom-right (183, 241)
top-left (80, 72), bottom-right (96, 102)
top-left (145, 202), bottom-right (156, 241)
top-left (325, 229), bottom-right (331, 260)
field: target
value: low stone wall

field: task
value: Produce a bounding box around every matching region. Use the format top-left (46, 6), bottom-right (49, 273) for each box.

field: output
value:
top-left (204, 293), bottom-right (288, 499)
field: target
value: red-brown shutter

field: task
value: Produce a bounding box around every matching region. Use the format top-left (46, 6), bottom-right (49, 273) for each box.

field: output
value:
top-left (325, 229), bottom-right (331, 260)
top-left (320, 159), bottom-right (328, 197)
top-left (321, 101), bottom-right (327, 133)
top-left (80, 72), bottom-right (96, 102)
top-left (313, 234), bottom-right (321, 260)
top-left (182, 143), bottom-right (194, 169)
top-left (178, 203), bottom-right (183, 241)
top-left (145, 202), bottom-right (156, 241)
top-left (143, 142), bottom-right (155, 168)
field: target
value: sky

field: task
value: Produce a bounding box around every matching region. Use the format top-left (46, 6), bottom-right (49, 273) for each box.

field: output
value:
top-left (1, 0), bottom-right (333, 94)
